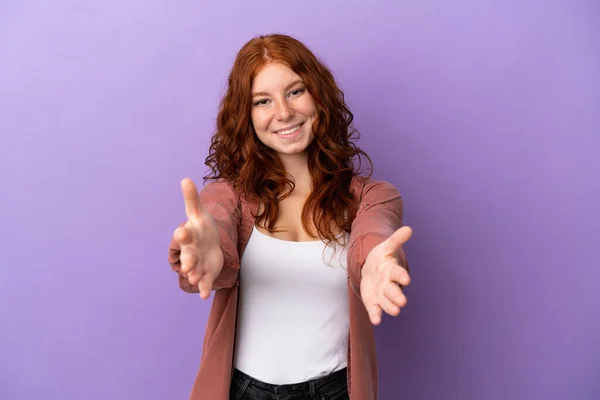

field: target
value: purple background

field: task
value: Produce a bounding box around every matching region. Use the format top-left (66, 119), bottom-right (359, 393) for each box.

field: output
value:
top-left (1, 1), bottom-right (599, 399)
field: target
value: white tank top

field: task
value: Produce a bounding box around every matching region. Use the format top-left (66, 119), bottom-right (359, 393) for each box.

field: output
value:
top-left (233, 225), bottom-right (350, 384)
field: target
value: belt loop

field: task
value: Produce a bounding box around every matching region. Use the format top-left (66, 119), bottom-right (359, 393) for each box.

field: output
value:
top-left (309, 380), bottom-right (316, 398)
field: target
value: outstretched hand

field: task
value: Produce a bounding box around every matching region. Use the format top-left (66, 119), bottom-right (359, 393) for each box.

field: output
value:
top-left (360, 226), bottom-right (413, 325)
top-left (173, 178), bottom-right (224, 300)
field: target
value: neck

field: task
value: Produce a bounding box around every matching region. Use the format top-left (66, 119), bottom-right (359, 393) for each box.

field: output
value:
top-left (279, 152), bottom-right (312, 195)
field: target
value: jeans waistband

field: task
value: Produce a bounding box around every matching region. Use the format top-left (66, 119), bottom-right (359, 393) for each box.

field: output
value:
top-left (232, 367), bottom-right (347, 396)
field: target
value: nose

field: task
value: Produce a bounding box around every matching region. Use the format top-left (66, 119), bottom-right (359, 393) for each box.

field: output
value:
top-left (275, 100), bottom-right (293, 121)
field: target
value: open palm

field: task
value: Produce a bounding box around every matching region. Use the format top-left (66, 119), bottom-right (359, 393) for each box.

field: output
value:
top-left (360, 226), bottom-right (413, 325)
top-left (173, 178), bottom-right (224, 300)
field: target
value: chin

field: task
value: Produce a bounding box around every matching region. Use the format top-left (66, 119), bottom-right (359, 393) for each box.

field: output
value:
top-left (279, 138), bottom-right (313, 155)
top-left (275, 146), bottom-right (308, 156)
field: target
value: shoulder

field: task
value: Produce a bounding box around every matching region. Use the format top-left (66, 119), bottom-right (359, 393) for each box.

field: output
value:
top-left (351, 176), bottom-right (402, 205)
top-left (199, 178), bottom-right (240, 208)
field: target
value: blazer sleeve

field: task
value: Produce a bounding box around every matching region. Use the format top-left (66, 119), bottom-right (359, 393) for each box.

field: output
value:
top-left (347, 180), bottom-right (409, 295)
top-left (168, 180), bottom-right (241, 293)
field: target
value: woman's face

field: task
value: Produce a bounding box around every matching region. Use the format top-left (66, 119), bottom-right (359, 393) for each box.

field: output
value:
top-left (250, 62), bottom-right (318, 157)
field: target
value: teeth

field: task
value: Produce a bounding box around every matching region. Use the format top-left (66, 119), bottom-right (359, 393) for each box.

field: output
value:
top-left (277, 125), bottom-right (300, 135)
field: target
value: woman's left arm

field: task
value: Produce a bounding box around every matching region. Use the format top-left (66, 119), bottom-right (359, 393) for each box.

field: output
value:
top-left (348, 180), bottom-right (412, 325)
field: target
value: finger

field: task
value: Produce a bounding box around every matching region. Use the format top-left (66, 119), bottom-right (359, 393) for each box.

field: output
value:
top-left (365, 302), bottom-right (383, 325)
top-left (197, 270), bottom-right (216, 300)
top-left (384, 282), bottom-right (407, 308)
top-left (389, 264), bottom-right (411, 287)
top-left (174, 226), bottom-right (193, 246)
top-left (187, 268), bottom-right (201, 286)
top-left (181, 178), bottom-right (202, 220)
top-left (179, 249), bottom-right (198, 274)
top-left (379, 294), bottom-right (401, 317)
top-left (383, 226), bottom-right (413, 255)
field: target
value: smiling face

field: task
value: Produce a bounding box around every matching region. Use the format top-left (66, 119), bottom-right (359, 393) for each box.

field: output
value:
top-left (250, 62), bottom-right (318, 159)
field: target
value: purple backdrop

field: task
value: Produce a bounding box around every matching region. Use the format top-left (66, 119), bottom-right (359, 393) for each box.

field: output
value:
top-left (1, 1), bottom-right (598, 399)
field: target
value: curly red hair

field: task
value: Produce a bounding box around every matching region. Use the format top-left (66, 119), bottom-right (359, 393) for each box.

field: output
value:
top-left (204, 33), bottom-right (373, 244)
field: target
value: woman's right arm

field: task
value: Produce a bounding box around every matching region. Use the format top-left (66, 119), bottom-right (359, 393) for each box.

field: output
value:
top-left (168, 180), bottom-right (242, 295)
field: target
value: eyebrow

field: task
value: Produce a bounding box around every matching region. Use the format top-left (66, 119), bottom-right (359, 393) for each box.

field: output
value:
top-left (251, 79), bottom-right (305, 97)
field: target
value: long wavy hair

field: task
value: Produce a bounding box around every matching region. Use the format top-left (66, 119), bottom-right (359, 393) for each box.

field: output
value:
top-left (204, 33), bottom-right (373, 245)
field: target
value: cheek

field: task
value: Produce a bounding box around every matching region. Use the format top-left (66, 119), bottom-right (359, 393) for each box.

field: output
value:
top-left (301, 102), bottom-right (318, 126)
top-left (303, 97), bottom-right (318, 118)
top-left (251, 111), bottom-right (270, 132)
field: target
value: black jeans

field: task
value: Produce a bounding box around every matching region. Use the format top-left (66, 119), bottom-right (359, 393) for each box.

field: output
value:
top-left (229, 368), bottom-right (349, 400)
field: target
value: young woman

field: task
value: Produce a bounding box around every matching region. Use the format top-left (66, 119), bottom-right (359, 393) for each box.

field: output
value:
top-left (168, 33), bottom-right (412, 400)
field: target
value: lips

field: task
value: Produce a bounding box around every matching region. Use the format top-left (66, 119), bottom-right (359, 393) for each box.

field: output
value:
top-left (274, 123), bottom-right (303, 135)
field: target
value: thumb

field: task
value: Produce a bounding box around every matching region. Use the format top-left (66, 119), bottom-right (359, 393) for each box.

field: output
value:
top-left (382, 226), bottom-right (413, 255)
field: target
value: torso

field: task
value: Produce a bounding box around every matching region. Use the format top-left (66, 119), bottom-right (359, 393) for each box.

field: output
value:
top-left (236, 187), bottom-right (351, 384)
top-left (233, 224), bottom-right (350, 384)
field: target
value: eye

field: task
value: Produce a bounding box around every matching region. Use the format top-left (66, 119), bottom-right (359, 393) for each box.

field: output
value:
top-left (253, 99), bottom-right (269, 106)
top-left (289, 88), bottom-right (305, 97)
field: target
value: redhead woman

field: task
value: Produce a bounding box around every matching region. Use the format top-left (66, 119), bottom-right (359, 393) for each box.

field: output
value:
top-left (168, 33), bottom-right (412, 400)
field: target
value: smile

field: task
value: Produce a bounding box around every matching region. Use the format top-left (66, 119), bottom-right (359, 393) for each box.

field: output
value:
top-left (275, 123), bottom-right (303, 136)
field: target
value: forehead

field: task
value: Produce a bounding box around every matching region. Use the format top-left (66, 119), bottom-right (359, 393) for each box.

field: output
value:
top-left (252, 62), bottom-right (302, 91)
